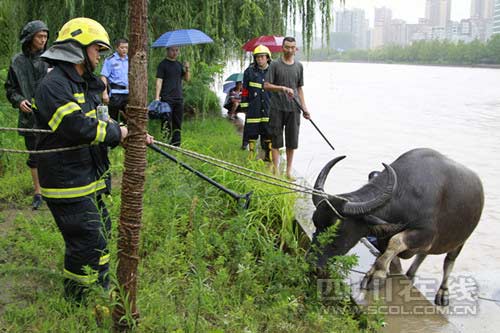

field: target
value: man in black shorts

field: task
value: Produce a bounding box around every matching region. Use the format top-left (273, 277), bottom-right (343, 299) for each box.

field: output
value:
top-left (264, 36), bottom-right (310, 179)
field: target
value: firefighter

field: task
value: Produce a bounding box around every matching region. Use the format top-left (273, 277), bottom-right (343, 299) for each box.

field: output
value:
top-left (33, 17), bottom-right (127, 302)
top-left (241, 45), bottom-right (272, 161)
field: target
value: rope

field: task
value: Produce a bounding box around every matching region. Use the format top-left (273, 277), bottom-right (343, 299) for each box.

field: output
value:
top-left (0, 126), bottom-right (90, 154)
top-left (0, 126), bottom-right (52, 134)
top-left (349, 268), bottom-right (368, 275)
top-left (317, 198), bottom-right (347, 219)
top-left (0, 127), bottom-right (332, 200)
top-left (0, 144), bottom-right (90, 154)
top-left (153, 140), bottom-right (330, 198)
top-left (477, 295), bottom-right (500, 303)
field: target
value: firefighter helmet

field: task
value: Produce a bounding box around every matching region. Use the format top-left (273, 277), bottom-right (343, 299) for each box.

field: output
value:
top-left (253, 45), bottom-right (271, 58)
top-left (55, 17), bottom-right (111, 50)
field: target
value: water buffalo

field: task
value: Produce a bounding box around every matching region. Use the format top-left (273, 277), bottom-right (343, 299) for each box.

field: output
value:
top-left (311, 148), bottom-right (484, 306)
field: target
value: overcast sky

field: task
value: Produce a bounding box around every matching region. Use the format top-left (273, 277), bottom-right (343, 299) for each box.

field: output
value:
top-left (334, 0), bottom-right (472, 26)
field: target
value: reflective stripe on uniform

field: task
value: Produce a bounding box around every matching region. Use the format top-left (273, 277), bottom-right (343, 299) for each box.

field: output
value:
top-left (92, 120), bottom-right (107, 144)
top-left (246, 117), bottom-right (269, 123)
top-left (240, 102), bottom-right (249, 108)
top-left (63, 268), bottom-right (98, 285)
top-left (48, 102), bottom-right (81, 131)
top-left (85, 109), bottom-right (96, 118)
top-left (99, 253), bottom-right (110, 266)
top-left (246, 118), bottom-right (261, 123)
top-left (249, 81), bottom-right (262, 88)
top-left (73, 93), bottom-right (85, 104)
top-left (41, 179), bottom-right (107, 199)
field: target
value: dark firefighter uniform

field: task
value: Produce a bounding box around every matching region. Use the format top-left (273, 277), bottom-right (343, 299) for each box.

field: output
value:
top-left (241, 64), bottom-right (272, 160)
top-left (34, 61), bottom-right (122, 300)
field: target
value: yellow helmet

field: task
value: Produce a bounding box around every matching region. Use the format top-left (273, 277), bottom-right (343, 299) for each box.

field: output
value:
top-left (55, 17), bottom-right (111, 50)
top-left (253, 45), bottom-right (271, 58)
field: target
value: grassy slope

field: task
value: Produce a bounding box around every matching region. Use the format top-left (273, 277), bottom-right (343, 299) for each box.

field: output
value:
top-left (0, 105), bottom-right (381, 332)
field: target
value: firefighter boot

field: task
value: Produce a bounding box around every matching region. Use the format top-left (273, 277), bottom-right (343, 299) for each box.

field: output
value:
top-left (248, 140), bottom-right (256, 160)
top-left (263, 140), bottom-right (272, 162)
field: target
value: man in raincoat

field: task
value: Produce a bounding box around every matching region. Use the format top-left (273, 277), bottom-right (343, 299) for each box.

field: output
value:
top-left (33, 17), bottom-right (128, 302)
top-left (5, 20), bottom-right (49, 209)
top-left (241, 45), bottom-right (272, 161)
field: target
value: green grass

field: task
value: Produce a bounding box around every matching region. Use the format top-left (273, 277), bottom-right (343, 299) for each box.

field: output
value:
top-left (0, 103), bottom-right (382, 332)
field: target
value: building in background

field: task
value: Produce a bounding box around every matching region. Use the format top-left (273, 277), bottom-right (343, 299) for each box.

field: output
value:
top-left (471, 0), bottom-right (495, 19)
top-left (407, 19), bottom-right (433, 43)
top-left (334, 8), bottom-right (369, 49)
top-left (371, 7), bottom-right (392, 48)
top-left (322, 0), bottom-right (499, 52)
top-left (468, 0), bottom-right (495, 40)
top-left (425, 0), bottom-right (451, 27)
top-left (494, 0), bottom-right (500, 34)
top-left (387, 19), bottom-right (408, 46)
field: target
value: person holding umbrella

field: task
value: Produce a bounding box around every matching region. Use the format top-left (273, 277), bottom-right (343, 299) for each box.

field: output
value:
top-left (241, 45), bottom-right (272, 160)
top-left (154, 46), bottom-right (190, 146)
top-left (264, 36), bottom-right (310, 179)
top-left (223, 80), bottom-right (243, 120)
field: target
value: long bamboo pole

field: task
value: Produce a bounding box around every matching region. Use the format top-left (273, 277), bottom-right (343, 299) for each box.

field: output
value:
top-left (113, 0), bottom-right (148, 331)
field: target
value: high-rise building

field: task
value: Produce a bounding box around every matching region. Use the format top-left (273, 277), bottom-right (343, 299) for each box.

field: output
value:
top-left (371, 7), bottom-right (392, 48)
top-left (387, 19), bottom-right (407, 46)
top-left (425, 0), bottom-right (451, 27)
top-left (471, 0), bottom-right (495, 19)
top-left (494, 0), bottom-right (500, 34)
top-left (335, 8), bottom-right (369, 49)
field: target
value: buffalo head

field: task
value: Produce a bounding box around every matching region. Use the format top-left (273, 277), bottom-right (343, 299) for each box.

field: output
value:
top-left (311, 156), bottom-right (397, 268)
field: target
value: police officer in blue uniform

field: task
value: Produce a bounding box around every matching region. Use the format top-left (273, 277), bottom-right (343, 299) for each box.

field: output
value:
top-left (100, 38), bottom-right (128, 121)
top-left (241, 45), bottom-right (273, 161)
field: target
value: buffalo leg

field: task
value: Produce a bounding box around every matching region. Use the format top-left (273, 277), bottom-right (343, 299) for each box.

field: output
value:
top-left (389, 257), bottom-right (403, 275)
top-left (361, 232), bottom-right (409, 289)
top-left (406, 254), bottom-right (428, 281)
top-left (435, 245), bottom-right (463, 306)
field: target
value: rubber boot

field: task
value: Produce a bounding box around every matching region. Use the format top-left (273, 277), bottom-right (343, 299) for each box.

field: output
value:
top-left (248, 140), bottom-right (256, 160)
top-left (263, 140), bottom-right (272, 162)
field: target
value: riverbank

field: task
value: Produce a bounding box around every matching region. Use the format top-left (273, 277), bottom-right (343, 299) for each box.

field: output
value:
top-left (0, 108), bottom-right (381, 332)
top-left (307, 59), bottom-right (500, 69)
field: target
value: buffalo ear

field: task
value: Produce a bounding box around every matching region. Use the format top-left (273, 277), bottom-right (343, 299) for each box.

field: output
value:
top-left (368, 171), bottom-right (381, 180)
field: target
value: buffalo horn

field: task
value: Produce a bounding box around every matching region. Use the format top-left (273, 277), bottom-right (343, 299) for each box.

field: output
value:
top-left (312, 156), bottom-right (347, 207)
top-left (341, 163), bottom-right (397, 216)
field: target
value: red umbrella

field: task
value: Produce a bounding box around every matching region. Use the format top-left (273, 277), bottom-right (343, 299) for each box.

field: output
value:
top-left (242, 35), bottom-right (284, 53)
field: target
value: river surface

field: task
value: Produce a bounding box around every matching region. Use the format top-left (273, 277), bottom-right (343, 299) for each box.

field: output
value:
top-left (293, 62), bottom-right (500, 332)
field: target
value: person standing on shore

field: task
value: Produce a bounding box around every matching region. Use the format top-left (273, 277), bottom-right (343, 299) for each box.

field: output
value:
top-left (241, 45), bottom-right (272, 160)
top-left (100, 38), bottom-right (129, 121)
top-left (34, 18), bottom-right (128, 302)
top-left (264, 36), bottom-right (310, 179)
top-left (155, 46), bottom-right (190, 146)
top-left (5, 20), bottom-right (49, 210)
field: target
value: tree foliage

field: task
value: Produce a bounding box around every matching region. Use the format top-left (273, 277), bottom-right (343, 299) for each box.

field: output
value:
top-left (0, 0), bottom-right (336, 66)
top-left (0, 0), bottom-right (337, 111)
